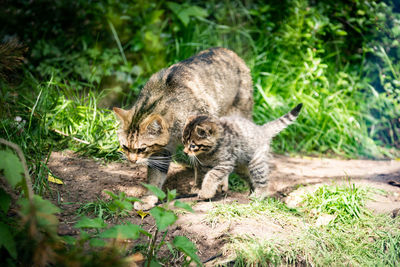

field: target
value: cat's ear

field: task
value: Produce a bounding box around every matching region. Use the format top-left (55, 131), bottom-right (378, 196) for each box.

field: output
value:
top-left (184, 115), bottom-right (200, 126)
top-left (113, 107), bottom-right (130, 125)
top-left (196, 122), bottom-right (217, 137)
top-left (141, 114), bottom-right (168, 136)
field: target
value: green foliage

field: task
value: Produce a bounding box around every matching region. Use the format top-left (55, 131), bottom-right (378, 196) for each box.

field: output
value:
top-left (74, 216), bottom-right (108, 229)
top-left (142, 183), bottom-right (166, 201)
top-left (173, 236), bottom-right (202, 266)
top-left (76, 185), bottom-right (199, 265)
top-left (143, 185), bottom-right (198, 265)
top-left (1, 0), bottom-right (400, 265)
top-left (174, 200), bottom-right (194, 213)
top-left (0, 222), bottom-right (17, 259)
top-left (150, 207), bottom-right (177, 231)
top-left (100, 223), bottom-right (146, 240)
top-left (0, 149), bottom-right (24, 188)
top-left (228, 173), bottom-right (250, 193)
top-left (207, 197), bottom-right (299, 226)
top-left (166, 2), bottom-right (208, 27)
top-left (301, 183), bottom-right (371, 223)
top-left (77, 190), bottom-right (140, 220)
top-left (225, 184), bottom-right (400, 266)
top-left (0, 141), bottom-right (201, 265)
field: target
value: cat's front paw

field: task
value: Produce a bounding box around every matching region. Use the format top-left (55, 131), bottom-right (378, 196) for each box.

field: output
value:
top-left (134, 195), bottom-right (158, 211)
top-left (198, 188), bottom-right (217, 199)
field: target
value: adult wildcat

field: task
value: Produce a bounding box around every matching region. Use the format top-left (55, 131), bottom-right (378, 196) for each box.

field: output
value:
top-left (113, 47), bottom-right (253, 210)
top-left (182, 104), bottom-right (302, 199)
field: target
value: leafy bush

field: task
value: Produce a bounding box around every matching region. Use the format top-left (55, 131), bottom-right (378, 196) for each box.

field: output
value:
top-left (2, 0), bottom-right (399, 159)
top-left (0, 139), bottom-right (201, 266)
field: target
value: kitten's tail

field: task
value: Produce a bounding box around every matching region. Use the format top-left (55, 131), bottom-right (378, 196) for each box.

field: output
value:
top-left (263, 103), bottom-right (302, 137)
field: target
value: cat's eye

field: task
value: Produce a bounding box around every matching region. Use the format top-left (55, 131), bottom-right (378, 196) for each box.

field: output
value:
top-left (197, 129), bottom-right (206, 136)
top-left (190, 144), bottom-right (196, 149)
top-left (137, 147), bottom-right (146, 153)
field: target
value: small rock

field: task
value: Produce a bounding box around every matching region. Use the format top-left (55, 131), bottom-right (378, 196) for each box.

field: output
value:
top-left (392, 208), bottom-right (400, 218)
top-left (315, 214), bottom-right (336, 227)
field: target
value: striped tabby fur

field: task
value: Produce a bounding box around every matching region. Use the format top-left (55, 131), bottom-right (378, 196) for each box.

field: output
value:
top-left (182, 104), bottom-right (302, 199)
top-left (113, 48), bottom-right (253, 209)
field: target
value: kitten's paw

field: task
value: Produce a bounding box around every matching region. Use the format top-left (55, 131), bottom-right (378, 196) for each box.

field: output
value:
top-left (221, 178), bottom-right (229, 192)
top-left (198, 188), bottom-right (217, 199)
top-left (134, 195), bottom-right (158, 211)
top-left (251, 186), bottom-right (271, 199)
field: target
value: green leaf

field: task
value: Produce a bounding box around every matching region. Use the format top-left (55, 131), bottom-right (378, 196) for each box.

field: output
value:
top-left (89, 238), bottom-right (106, 247)
top-left (176, 11), bottom-right (190, 27)
top-left (150, 207), bottom-right (177, 231)
top-left (0, 188), bottom-right (11, 213)
top-left (147, 259), bottom-right (162, 267)
top-left (104, 190), bottom-right (118, 199)
top-left (0, 150), bottom-right (24, 188)
top-left (166, 2), bottom-right (181, 14)
top-left (100, 223), bottom-right (143, 240)
top-left (113, 199), bottom-right (133, 211)
top-left (141, 183), bottom-right (166, 201)
top-left (79, 230), bottom-right (90, 241)
top-left (32, 195), bottom-right (60, 214)
top-left (184, 6), bottom-right (208, 18)
top-left (74, 216), bottom-right (107, 229)
top-left (18, 196), bottom-right (60, 230)
top-left (167, 189), bottom-right (177, 202)
top-left (174, 200), bottom-right (194, 213)
top-left (173, 236), bottom-right (201, 266)
top-left (0, 222), bottom-right (17, 259)
top-left (335, 30), bottom-right (347, 36)
top-left (126, 196), bottom-right (142, 203)
top-left (62, 236), bottom-right (76, 245)
top-left (166, 2), bottom-right (207, 27)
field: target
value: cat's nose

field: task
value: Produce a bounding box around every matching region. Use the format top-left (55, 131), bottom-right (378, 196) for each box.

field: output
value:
top-left (128, 154), bottom-right (138, 163)
top-left (183, 147), bottom-right (189, 154)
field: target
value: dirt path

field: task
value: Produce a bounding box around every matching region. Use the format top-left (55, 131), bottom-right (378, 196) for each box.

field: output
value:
top-left (47, 151), bottom-right (400, 264)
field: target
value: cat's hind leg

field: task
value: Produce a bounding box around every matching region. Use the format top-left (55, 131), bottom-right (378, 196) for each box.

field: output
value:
top-left (248, 152), bottom-right (271, 198)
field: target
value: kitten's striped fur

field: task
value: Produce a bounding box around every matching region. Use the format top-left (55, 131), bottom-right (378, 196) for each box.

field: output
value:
top-left (182, 104), bottom-right (302, 199)
top-left (113, 48), bottom-right (253, 209)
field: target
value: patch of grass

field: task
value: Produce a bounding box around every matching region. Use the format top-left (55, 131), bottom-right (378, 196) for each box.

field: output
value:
top-left (230, 215), bottom-right (400, 266)
top-left (76, 191), bottom-right (139, 221)
top-left (228, 174), bottom-right (249, 193)
top-left (46, 90), bottom-right (121, 161)
top-left (225, 183), bottom-right (400, 266)
top-left (300, 183), bottom-right (371, 223)
top-left (230, 237), bottom-right (282, 266)
top-left (206, 197), bottom-right (299, 226)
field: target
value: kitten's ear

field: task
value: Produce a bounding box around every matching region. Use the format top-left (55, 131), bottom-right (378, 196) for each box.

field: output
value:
top-left (184, 115), bottom-right (200, 126)
top-left (113, 107), bottom-right (130, 123)
top-left (196, 122), bottom-right (217, 137)
top-left (141, 114), bottom-right (168, 136)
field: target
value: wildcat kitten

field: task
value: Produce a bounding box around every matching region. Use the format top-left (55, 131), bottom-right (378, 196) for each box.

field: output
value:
top-left (182, 104), bottom-right (303, 199)
top-left (113, 47), bottom-right (253, 210)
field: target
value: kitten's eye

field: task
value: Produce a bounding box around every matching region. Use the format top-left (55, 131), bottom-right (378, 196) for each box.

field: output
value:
top-left (190, 144), bottom-right (196, 150)
top-left (197, 129), bottom-right (206, 136)
top-left (137, 147), bottom-right (146, 153)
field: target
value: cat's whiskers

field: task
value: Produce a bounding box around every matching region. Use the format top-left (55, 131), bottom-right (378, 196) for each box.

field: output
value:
top-left (188, 154), bottom-right (203, 167)
top-left (147, 151), bottom-right (172, 173)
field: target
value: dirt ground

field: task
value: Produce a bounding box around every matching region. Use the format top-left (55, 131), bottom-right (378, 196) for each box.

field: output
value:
top-left (47, 151), bottom-right (400, 265)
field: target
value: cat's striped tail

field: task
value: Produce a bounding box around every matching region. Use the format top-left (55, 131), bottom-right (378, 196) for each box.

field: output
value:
top-left (263, 103), bottom-right (302, 137)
